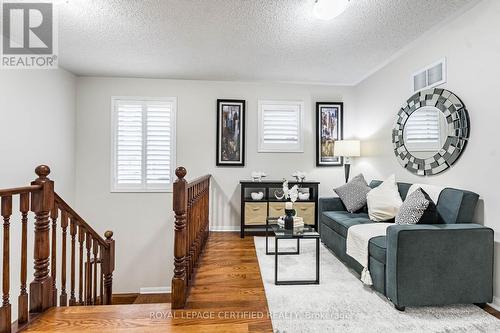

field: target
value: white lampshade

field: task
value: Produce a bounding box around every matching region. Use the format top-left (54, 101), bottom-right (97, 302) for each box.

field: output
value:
top-left (333, 140), bottom-right (360, 157)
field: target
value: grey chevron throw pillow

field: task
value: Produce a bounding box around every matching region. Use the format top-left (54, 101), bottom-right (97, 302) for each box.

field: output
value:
top-left (334, 174), bottom-right (372, 213)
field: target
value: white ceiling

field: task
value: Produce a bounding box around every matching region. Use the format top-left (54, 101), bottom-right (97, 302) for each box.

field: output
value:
top-left (58, 0), bottom-right (476, 85)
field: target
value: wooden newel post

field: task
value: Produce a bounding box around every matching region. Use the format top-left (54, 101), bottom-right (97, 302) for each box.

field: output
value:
top-left (102, 230), bottom-right (114, 305)
top-left (30, 165), bottom-right (55, 313)
top-left (172, 167), bottom-right (187, 309)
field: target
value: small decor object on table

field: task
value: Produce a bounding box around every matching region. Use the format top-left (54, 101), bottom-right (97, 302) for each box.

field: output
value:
top-left (298, 191), bottom-right (310, 200)
top-left (292, 171), bottom-right (306, 182)
top-left (284, 202), bottom-right (295, 230)
top-left (282, 181), bottom-right (299, 230)
top-left (216, 99), bottom-right (245, 166)
top-left (282, 180), bottom-right (299, 203)
top-left (274, 189), bottom-right (285, 200)
top-left (277, 215), bottom-right (304, 229)
top-left (316, 102), bottom-right (343, 166)
top-left (250, 191), bottom-right (264, 200)
top-left (251, 171), bottom-right (267, 182)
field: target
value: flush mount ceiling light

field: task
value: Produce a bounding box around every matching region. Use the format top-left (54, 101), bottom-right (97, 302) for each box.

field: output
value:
top-left (313, 0), bottom-right (350, 20)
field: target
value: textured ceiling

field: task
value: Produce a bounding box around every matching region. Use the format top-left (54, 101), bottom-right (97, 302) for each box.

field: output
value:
top-left (58, 0), bottom-right (476, 84)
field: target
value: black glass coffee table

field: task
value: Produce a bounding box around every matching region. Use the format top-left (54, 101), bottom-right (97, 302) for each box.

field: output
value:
top-left (265, 217), bottom-right (320, 285)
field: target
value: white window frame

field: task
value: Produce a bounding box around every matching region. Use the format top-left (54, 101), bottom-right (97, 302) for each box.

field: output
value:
top-left (412, 58), bottom-right (447, 93)
top-left (110, 96), bottom-right (177, 193)
top-left (258, 99), bottom-right (304, 153)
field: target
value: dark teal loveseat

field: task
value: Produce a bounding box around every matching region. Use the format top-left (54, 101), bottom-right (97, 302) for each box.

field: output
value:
top-left (319, 180), bottom-right (493, 311)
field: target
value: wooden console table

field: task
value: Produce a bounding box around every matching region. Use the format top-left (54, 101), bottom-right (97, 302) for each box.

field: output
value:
top-left (239, 180), bottom-right (320, 238)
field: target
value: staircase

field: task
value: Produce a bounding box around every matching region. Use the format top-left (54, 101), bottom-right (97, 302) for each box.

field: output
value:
top-left (0, 165), bottom-right (215, 332)
top-left (0, 166), bottom-right (115, 332)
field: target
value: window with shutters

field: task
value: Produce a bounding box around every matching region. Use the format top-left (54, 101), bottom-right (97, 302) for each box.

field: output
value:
top-left (111, 97), bottom-right (176, 192)
top-left (258, 100), bottom-right (304, 152)
top-left (404, 106), bottom-right (445, 152)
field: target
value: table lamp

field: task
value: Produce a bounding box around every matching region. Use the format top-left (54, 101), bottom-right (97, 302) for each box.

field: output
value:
top-left (333, 140), bottom-right (361, 183)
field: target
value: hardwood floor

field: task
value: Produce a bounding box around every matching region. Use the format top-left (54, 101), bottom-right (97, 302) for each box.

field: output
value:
top-left (186, 232), bottom-right (273, 332)
top-left (110, 292), bottom-right (171, 304)
top-left (484, 305), bottom-right (500, 319)
top-left (22, 232), bottom-right (273, 332)
top-left (19, 232), bottom-right (499, 332)
top-left (133, 293), bottom-right (171, 304)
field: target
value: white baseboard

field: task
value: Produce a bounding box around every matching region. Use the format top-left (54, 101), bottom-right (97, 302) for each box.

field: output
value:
top-left (488, 296), bottom-right (500, 311)
top-left (210, 225), bottom-right (240, 232)
top-left (139, 286), bottom-right (171, 294)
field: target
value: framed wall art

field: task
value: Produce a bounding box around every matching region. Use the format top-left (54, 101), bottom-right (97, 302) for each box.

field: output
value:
top-left (316, 102), bottom-right (343, 166)
top-left (216, 99), bottom-right (245, 166)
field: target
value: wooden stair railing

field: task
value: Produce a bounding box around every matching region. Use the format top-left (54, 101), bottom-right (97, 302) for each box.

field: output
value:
top-left (171, 167), bottom-right (211, 309)
top-left (0, 165), bottom-right (115, 333)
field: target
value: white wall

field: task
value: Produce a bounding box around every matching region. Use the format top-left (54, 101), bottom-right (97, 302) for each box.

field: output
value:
top-left (0, 69), bottom-right (76, 318)
top-left (353, 0), bottom-right (500, 306)
top-left (5, 0), bottom-right (497, 308)
top-left (75, 77), bottom-right (355, 293)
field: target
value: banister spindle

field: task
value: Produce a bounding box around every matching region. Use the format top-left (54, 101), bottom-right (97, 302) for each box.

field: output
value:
top-left (99, 245), bottom-right (104, 305)
top-left (190, 191), bottom-right (196, 278)
top-left (69, 218), bottom-right (77, 306)
top-left (206, 179), bottom-right (210, 243)
top-left (92, 240), bottom-right (98, 305)
top-left (78, 226), bottom-right (85, 305)
top-left (85, 232), bottom-right (92, 305)
top-left (186, 187), bottom-right (192, 283)
top-left (18, 193), bottom-right (29, 324)
top-left (30, 165), bottom-right (55, 313)
top-left (50, 205), bottom-right (58, 306)
top-left (0, 196), bottom-right (12, 332)
top-left (60, 211), bottom-right (69, 306)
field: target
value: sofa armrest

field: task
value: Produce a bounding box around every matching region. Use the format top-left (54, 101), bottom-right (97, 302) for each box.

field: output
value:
top-left (386, 224), bottom-right (494, 307)
top-left (319, 197), bottom-right (346, 214)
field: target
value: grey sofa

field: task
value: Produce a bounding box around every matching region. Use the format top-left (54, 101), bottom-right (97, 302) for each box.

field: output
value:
top-left (319, 180), bottom-right (494, 311)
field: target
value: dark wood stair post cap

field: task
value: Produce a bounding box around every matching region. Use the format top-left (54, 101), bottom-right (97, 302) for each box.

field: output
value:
top-left (175, 167), bottom-right (187, 179)
top-left (104, 230), bottom-right (114, 240)
top-left (35, 165), bottom-right (51, 180)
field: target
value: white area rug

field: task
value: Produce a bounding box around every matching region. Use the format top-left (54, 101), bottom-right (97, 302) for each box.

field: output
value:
top-left (254, 236), bottom-right (500, 333)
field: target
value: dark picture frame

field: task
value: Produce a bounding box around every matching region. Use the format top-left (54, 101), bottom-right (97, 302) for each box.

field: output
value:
top-left (216, 99), bottom-right (246, 167)
top-left (316, 102), bottom-right (343, 167)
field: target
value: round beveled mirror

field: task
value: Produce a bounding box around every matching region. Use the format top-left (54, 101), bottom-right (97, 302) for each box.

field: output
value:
top-left (392, 88), bottom-right (470, 176)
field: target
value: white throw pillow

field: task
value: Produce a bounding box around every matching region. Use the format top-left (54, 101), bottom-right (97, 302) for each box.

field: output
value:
top-left (367, 175), bottom-right (403, 221)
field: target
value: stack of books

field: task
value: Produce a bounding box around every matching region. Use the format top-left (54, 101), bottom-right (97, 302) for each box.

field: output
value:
top-left (277, 216), bottom-right (304, 228)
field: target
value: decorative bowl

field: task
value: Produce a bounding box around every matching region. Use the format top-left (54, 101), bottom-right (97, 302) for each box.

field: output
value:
top-left (251, 192), bottom-right (264, 200)
top-left (298, 192), bottom-right (310, 200)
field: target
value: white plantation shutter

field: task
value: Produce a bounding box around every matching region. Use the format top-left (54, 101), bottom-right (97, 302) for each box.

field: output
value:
top-left (404, 108), bottom-right (441, 151)
top-left (112, 98), bottom-right (176, 192)
top-left (146, 103), bottom-right (172, 185)
top-left (258, 100), bottom-right (304, 152)
top-left (115, 101), bottom-right (143, 185)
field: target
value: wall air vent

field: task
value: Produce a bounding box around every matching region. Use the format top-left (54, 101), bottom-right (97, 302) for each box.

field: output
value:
top-left (412, 58), bottom-right (446, 92)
